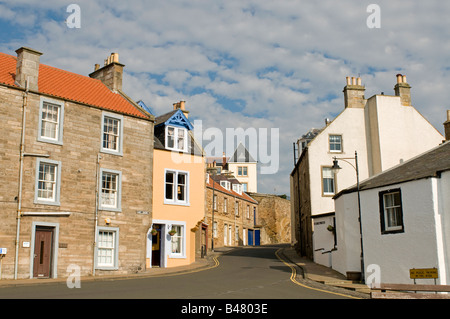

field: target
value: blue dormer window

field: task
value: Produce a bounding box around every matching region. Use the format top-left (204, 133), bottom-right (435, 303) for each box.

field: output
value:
top-left (166, 125), bottom-right (187, 152)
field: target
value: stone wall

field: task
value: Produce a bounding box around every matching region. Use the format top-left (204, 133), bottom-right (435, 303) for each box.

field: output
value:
top-left (248, 193), bottom-right (291, 245)
top-left (0, 85), bottom-right (154, 279)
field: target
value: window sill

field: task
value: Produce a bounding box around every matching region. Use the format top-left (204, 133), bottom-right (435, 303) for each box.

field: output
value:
top-left (34, 199), bottom-right (61, 206)
top-left (37, 137), bottom-right (63, 145)
top-left (164, 200), bottom-right (190, 207)
top-left (100, 149), bottom-right (123, 157)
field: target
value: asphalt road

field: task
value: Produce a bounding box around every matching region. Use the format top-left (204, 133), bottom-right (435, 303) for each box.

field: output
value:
top-left (0, 245), bottom-right (353, 300)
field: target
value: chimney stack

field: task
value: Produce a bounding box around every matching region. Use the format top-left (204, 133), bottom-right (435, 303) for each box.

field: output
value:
top-left (343, 76), bottom-right (365, 108)
top-left (394, 74), bottom-right (411, 106)
top-left (15, 47), bottom-right (43, 91)
top-left (444, 110), bottom-right (450, 141)
top-left (173, 100), bottom-right (189, 118)
top-left (89, 52), bottom-right (124, 93)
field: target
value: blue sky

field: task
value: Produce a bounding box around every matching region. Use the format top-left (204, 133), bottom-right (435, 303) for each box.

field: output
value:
top-left (1, 1), bottom-right (450, 195)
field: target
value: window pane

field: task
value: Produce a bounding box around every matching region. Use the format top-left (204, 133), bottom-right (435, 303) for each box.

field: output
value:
top-left (177, 129), bottom-right (185, 150)
top-left (165, 172), bottom-right (174, 200)
top-left (103, 117), bottom-right (120, 151)
top-left (322, 168), bottom-right (335, 194)
top-left (167, 127), bottom-right (175, 148)
top-left (329, 135), bottom-right (342, 152)
top-left (37, 162), bottom-right (57, 200)
top-left (101, 172), bottom-right (118, 207)
top-left (171, 226), bottom-right (182, 254)
top-left (41, 102), bottom-right (60, 139)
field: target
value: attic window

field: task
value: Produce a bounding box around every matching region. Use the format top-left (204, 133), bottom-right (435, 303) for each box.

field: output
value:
top-left (220, 180), bottom-right (231, 190)
top-left (166, 126), bottom-right (187, 152)
top-left (232, 183), bottom-right (242, 195)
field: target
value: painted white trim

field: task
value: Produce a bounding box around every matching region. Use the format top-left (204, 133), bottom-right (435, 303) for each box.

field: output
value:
top-left (37, 97), bottom-right (64, 145)
top-left (164, 169), bottom-right (190, 206)
top-left (34, 158), bottom-right (62, 206)
top-left (147, 219), bottom-right (187, 268)
top-left (100, 111), bottom-right (124, 156)
top-left (29, 222), bottom-right (59, 279)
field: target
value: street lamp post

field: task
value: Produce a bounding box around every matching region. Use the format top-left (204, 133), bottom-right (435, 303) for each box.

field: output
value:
top-left (331, 150), bottom-right (364, 283)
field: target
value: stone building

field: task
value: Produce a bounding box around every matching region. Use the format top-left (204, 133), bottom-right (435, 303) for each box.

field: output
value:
top-left (206, 174), bottom-right (259, 249)
top-left (0, 47), bottom-right (154, 280)
top-left (247, 193), bottom-right (291, 245)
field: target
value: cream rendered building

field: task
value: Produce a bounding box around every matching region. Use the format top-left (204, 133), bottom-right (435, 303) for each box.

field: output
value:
top-left (290, 74), bottom-right (444, 269)
top-left (227, 143), bottom-right (258, 193)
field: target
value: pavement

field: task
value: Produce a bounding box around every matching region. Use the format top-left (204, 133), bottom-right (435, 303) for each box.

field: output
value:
top-left (0, 245), bottom-right (371, 297)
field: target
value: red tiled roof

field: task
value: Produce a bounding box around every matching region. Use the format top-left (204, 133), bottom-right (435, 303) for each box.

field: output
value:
top-left (0, 52), bottom-right (149, 119)
top-left (207, 176), bottom-right (258, 204)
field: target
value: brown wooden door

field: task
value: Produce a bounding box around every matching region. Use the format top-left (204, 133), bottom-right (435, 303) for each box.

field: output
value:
top-left (33, 228), bottom-right (53, 278)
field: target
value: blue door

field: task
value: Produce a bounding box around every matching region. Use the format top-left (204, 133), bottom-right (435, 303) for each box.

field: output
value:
top-left (255, 230), bottom-right (260, 246)
top-left (248, 230), bottom-right (253, 246)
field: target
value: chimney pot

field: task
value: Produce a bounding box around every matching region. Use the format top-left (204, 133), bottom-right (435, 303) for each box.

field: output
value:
top-left (15, 47), bottom-right (43, 91)
top-left (444, 110), bottom-right (450, 141)
top-left (90, 52), bottom-right (124, 92)
top-left (394, 74), bottom-right (411, 106)
top-left (343, 75), bottom-right (365, 108)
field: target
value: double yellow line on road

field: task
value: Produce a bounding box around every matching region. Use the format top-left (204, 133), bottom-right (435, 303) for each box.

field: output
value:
top-left (275, 248), bottom-right (362, 299)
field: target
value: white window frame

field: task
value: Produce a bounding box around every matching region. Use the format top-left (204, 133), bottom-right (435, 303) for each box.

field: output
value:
top-left (95, 227), bottom-right (119, 270)
top-left (99, 168), bottom-right (122, 212)
top-left (224, 197), bottom-right (228, 213)
top-left (34, 158), bottom-right (61, 206)
top-left (238, 166), bottom-right (248, 176)
top-left (322, 167), bottom-right (335, 196)
top-left (101, 112), bottom-right (124, 156)
top-left (235, 200), bottom-right (239, 216)
top-left (164, 169), bottom-right (190, 206)
top-left (38, 97), bottom-right (64, 145)
top-left (220, 180), bottom-right (231, 190)
top-left (213, 221), bottom-right (218, 238)
top-left (380, 190), bottom-right (404, 233)
top-left (213, 194), bottom-right (218, 210)
top-left (329, 134), bottom-right (342, 153)
top-left (170, 224), bottom-right (185, 257)
top-left (165, 125), bottom-right (188, 152)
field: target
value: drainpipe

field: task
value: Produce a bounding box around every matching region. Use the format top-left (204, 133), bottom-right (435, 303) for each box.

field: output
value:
top-left (14, 80), bottom-right (29, 279)
top-left (93, 154), bottom-right (101, 276)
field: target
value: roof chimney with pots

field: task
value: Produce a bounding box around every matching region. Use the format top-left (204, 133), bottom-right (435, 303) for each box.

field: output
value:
top-left (444, 110), bottom-right (450, 141)
top-left (15, 47), bottom-right (43, 91)
top-left (173, 100), bottom-right (189, 118)
top-left (394, 73), bottom-right (411, 106)
top-left (343, 76), bottom-right (365, 108)
top-left (89, 52), bottom-right (124, 93)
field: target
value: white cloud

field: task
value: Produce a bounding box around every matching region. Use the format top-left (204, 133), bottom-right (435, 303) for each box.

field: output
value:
top-left (1, 0), bottom-right (450, 195)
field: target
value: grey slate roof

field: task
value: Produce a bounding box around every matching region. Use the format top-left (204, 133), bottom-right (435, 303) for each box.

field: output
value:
top-left (334, 141), bottom-right (450, 198)
top-left (229, 143), bottom-right (256, 163)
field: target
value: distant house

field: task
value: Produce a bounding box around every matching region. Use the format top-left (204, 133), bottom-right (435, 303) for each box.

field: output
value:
top-left (0, 48), bottom-right (154, 279)
top-left (149, 101), bottom-right (206, 268)
top-left (206, 143), bottom-right (258, 193)
top-left (290, 74), bottom-right (444, 267)
top-left (206, 173), bottom-right (259, 249)
top-left (333, 120), bottom-right (450, 284)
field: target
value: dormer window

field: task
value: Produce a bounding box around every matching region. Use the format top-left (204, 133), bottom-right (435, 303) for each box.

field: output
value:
top-left (220, 180), bottom-right (231, 190)
top-left (166, 126), bottom-right (187, 152)
top-left (232, 183), bottom-right (242, 195)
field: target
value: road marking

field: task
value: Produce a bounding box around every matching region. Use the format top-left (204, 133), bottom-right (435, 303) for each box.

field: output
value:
top-left (275, 248), bottom-right (362, 299)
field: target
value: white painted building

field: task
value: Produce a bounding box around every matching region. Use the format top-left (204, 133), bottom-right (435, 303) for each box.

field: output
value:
top-left (333, 138), bottom-right (450, 285)
top-left (290, 74), bottom-right (444, 267)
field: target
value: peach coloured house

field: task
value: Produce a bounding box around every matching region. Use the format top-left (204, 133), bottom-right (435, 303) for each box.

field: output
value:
top-left (147, 101), bottom-right (206, 268)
